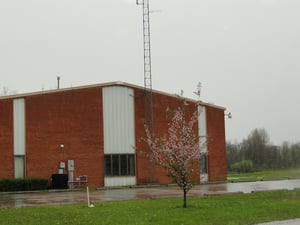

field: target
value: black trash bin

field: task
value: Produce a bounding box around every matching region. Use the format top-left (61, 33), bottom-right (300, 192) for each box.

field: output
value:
top-left (51, 174), bottom-right (68, 189)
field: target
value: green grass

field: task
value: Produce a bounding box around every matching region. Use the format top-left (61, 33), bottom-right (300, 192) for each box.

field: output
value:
top-left (1, 189), bottom-right (300, 225)
top-left (228, 168), bottom-right (300, 182)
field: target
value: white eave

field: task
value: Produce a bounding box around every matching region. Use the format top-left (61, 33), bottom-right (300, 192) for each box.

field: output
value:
top-left (0, 81), bottom-right (226, 110)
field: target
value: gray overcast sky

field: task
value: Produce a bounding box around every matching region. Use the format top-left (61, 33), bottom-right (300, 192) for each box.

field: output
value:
top-left (1, 0), bottom-right (300, 145)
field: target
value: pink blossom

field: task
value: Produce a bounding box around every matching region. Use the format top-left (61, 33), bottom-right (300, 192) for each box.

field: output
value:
top-left (144, 107), bottom-right (205, 208)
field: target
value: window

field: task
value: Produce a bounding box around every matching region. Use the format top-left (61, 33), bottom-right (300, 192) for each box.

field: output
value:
top-left (104, 155), bottom-right (112, 176)
top-left (112, 155), bottom-right (119, 176)
top-left (120, 155), bottom-right (127, 176)
top-left (105, 154), bottom-right (135, 177)
top-left (200, 154), bottom-right (208, 174)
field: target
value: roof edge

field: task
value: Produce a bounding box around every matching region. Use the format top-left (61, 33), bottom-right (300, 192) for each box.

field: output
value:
top-left (0, 81), bottom-right (226, 110)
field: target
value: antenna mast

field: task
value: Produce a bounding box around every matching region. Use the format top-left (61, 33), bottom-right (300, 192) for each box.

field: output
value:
top-left (137, 0), bottom-right (153, 131)
top-left (136, 0), bottom-right (152, 90)
top-left (137, 0), bottom-right (155, 183)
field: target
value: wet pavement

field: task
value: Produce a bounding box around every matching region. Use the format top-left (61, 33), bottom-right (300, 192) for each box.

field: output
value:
top-left (0, 179), bottom-right (300, 208)
top-left (256, 219), bottom-right (300, 225)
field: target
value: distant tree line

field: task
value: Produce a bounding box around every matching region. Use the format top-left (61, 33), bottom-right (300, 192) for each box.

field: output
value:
top-left (227, 128), bottom-right (300, 172)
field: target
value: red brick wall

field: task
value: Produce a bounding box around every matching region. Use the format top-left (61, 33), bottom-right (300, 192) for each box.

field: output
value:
top-left (0, 84), bottom-right (226, 186)
top-left (134, 90), bottom-right (201, 184)
top-left (134, 89), bottom-right (156, 184)
top-left (206, 106), bottom-right (227, 181)
top-left (0, 99), bottom-right (14, 178)
top-left (25, 87), bottom-right (104, 186)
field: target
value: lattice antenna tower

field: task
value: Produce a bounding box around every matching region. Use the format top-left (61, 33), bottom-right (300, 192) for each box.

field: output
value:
top-left (136, 0), bottom-right (152, 90)
top-left (137, 0), bottom-right (154, 132)
top-left (137, 0), bottom-right (156, 183)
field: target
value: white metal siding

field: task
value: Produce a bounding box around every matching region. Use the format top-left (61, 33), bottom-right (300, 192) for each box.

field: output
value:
top-left (103, 86), bottom-right (135, 154)
top-left (198, 105), bottom-right (208, 182)
top-left (13, 98), bottom-right (26, 178)
top-left (104, 177), bottom-right (136, 187)
top-left (198, 105), bottom-right (207, 152)
top-left (13, 98), bottom-right (25, 155)
top-left (14, 156), bottom-right (25, 178)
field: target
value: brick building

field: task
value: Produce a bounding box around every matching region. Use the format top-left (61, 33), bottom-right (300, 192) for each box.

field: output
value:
top-left (0, 82), bottom-right (227, 187)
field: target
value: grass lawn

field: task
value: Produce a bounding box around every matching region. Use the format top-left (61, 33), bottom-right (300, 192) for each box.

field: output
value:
top-left (228, 168), bottom-right (300, 182)
top-left (1, 189), bottom-right (300, 225)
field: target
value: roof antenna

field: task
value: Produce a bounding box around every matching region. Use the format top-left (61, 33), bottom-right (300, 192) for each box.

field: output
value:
top-left (57, 76), bottom-right (60, 89)
top-left (180, 90), bottom-right (184, 97)
top-left (193, 82), bottom-right (202, 100)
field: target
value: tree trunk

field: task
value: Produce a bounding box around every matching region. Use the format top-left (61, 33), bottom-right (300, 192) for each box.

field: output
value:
top-left (183, 188), bottom-right (187, 208)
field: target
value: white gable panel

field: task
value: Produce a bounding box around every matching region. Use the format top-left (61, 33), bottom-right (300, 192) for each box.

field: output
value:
top-left (104, 177), bottom-right (136, 187)
top-left (13, 98), bottom-right (25, 155)
top-left (103, 86), bottom-right (135, 154)
top-left (198, 105), bottom-right (207, 153)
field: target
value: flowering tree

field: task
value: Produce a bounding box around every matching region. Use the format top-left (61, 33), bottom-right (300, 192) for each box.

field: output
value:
top-left (145, 107), bottom-right (203, 208)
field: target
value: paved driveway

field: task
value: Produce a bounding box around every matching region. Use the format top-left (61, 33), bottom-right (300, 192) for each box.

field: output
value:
top-left (256, 219), bottom-right (300, 225)
top-left (1, 180), bottom-right (300, 225)
top-left (1, 179), bottom-right (300, 208)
